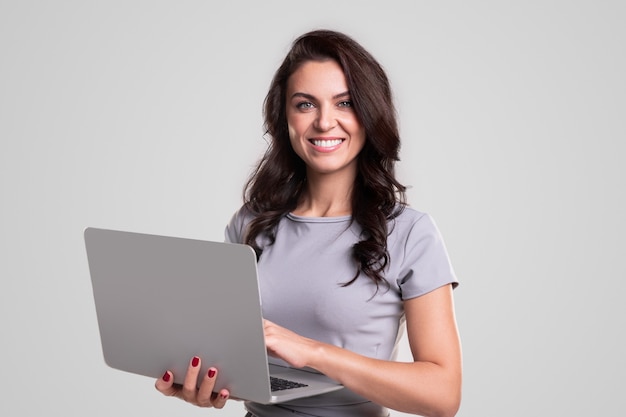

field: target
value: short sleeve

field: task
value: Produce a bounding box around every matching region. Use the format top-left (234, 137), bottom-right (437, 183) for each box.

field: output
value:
top-left (223, 206), bottom-right (253, 244)
top-left (394, 212), bottom-right (458, 300)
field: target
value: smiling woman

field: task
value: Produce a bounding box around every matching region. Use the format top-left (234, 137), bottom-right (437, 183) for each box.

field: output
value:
top-left (154, 29), bottom-right (462, 417)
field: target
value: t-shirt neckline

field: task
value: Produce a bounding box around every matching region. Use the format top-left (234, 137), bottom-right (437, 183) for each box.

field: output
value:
top-left (286, 212), bottom-right (352, 223)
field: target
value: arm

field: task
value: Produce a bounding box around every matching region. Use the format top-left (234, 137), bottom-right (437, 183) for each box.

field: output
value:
top-left (264, 283), bottom-right (462, 417)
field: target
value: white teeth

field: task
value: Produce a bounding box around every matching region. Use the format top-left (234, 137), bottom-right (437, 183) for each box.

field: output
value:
top-left (312, 139), bottom-right (342, 147)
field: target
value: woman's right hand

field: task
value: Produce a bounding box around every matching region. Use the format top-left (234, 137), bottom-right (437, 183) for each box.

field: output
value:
top-left (155, 356), bottom-right (230, 409)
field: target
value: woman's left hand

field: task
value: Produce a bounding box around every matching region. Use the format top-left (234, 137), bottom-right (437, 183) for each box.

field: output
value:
top-left (263, 319), bottom-right (320, 369)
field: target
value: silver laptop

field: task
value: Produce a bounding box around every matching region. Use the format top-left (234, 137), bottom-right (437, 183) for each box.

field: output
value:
top-left (83, 227), bottom-right (343, 404)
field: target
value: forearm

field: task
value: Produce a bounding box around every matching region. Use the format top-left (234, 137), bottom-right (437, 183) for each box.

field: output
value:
top-left (307, 342), bottom-right (461, 417)
top-left (263, 287), bottom-right (462, 416)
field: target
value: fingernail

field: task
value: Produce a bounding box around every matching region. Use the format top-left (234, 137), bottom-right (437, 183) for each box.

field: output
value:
top-left (162, 371), bottom-right (171, 382)
top-left (191, 356), bottom-right (200, 367)
top-left (208, 368), bottom-right (216, 378)
top-left (220, 392), bottom-right (228, 399)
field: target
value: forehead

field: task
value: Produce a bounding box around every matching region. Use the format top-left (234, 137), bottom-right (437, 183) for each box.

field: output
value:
top-left (287, 60), bottom-right (348, 94)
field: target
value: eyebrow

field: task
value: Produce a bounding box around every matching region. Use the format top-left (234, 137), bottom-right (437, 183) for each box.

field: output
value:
top-left (290, 91), bottom-right (351, 101)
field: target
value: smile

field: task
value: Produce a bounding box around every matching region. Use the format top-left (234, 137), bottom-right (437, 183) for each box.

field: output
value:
top-left (310, 139), bottom-right (344, 148)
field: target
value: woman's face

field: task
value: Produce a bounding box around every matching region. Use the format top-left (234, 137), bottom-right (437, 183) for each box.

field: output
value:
top-left (285, 60), bottom-right (366, 180)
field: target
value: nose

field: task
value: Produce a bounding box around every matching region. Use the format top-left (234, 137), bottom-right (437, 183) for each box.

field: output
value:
top-left (313, 105), bottom-right (336, 132)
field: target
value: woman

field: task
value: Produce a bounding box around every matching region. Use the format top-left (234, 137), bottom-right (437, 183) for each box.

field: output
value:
top-left (156, 29), bottom-right (462, 417)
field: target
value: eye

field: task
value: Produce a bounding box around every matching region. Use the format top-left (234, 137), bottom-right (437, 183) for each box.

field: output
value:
top-left (296, 101), bottom-right (315, 110)
top-left (338, 100), bottom-right (353, 108)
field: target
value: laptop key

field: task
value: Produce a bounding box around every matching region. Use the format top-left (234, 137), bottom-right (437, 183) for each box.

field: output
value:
top-left (270, 376), bottom-right (309, 391)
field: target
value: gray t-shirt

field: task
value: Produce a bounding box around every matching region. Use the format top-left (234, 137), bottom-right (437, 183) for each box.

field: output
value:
top-left (225, 206), bottom-right (458, 417)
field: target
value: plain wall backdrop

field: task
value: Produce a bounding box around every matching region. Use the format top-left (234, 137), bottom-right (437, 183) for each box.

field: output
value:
top-left (1, 1), bottom-right (624, 416)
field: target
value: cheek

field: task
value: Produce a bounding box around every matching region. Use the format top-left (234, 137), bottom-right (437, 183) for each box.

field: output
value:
top-left (287, 111), bottom-right (312, 139)
top-left (287, 120), bottom-right (309, 154)
top-left (357, 130), bottom-right (367, 150)
top-left (287, 123), bottom-right (307, 160)
top-left (287, 114), bottom-right (308, 138)
top-left (350, 124), bottom-right (367, 151)
top-left (287, 124), bottom-right (301, 152)
top-left (288, 123), bottom-right (297, 141)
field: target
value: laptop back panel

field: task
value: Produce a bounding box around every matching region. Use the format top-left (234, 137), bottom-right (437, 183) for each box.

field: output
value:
top-left (84, 227), bottom-right (274, 403)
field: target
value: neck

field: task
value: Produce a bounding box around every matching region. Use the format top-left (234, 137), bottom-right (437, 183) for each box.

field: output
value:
top-left (293, 170), bottom-right (356, 217)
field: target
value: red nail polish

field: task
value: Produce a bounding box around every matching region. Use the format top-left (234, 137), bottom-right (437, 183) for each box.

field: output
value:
top-left (162, 371), bottom-right (171, 382)
top-left (208, 369), bottom-right (216, 378)
top-left (191, 356), bottom-right (200, 367)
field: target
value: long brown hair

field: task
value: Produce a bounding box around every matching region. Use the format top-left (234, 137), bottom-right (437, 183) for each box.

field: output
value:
top-left (244, 29), bottom-right (407, 287)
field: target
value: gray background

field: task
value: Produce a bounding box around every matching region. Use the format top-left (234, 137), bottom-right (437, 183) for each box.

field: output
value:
top-left (1, 1), bottom-right (624, 416)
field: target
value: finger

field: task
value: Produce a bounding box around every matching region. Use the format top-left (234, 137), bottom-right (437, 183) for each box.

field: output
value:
top-left (181, 356), bottom-right (201, 402)
top-left (263, 320), bottom-right (276, 338)
top-left (213, 388), bottom-right (230, 409)
top-left (155, 371), bottom-right (178, 396)
top-left (196, 367), bottom-right (218, 407)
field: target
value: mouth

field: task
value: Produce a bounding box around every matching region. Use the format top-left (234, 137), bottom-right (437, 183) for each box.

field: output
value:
top-left (309, 138), bottom-right (344, 148)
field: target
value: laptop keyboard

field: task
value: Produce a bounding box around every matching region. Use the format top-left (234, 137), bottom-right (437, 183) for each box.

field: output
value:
top-left (270, 376), bottom-right (309, 391)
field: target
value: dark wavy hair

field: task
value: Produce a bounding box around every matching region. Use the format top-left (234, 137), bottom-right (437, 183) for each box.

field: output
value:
top-left (243, 29), bottom-right (407, 288)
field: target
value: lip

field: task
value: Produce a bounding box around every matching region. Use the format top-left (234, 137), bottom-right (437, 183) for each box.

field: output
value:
top-left (308, 137), bottom-right (345, 153)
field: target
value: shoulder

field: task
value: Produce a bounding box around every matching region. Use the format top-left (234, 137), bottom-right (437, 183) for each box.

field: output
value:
top-left (388, 206), bottom-right (451, 269)
top-left (389, 205), bottom-right (447, 250)
top-left (224, 204), bottom-right (257, 244)
top-left (389, 205), bottom-right (436, 235)
top-left (387, 205), bottom-right (458, 296)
